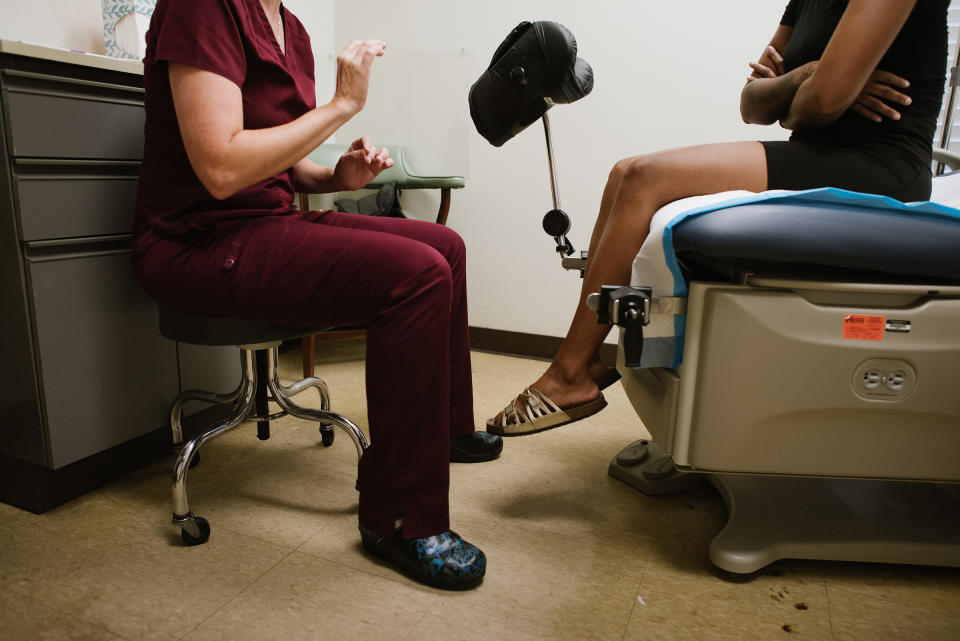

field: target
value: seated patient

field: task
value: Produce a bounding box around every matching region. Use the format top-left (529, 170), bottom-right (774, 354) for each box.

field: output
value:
top-left (488, 0), bottom-right (948, 435)
top-left (132, 0), bottom-right (502, 590)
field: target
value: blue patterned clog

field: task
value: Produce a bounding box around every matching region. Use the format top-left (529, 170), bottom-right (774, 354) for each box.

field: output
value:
top-left (360, 526), bottom-right (486, 590)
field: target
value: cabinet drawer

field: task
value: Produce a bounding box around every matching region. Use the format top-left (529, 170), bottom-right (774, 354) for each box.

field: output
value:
top-left (14, 163), bottom-right (139, 240)
top-left (2, 70), bottom-right (144, 160)
top-left (25, 237), bottom-right (178, 468)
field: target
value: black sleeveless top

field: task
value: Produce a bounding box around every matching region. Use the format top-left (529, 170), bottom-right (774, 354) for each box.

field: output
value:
top-left (779, 0), bottom-right (949, 169)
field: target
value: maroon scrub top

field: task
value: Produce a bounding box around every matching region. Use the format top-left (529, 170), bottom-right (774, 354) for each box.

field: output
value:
top-left (134, 0), bottom-right (316, 238)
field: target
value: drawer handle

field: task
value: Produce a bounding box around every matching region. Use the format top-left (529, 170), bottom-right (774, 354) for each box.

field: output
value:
top-left (25, 234), bottom-right (132, 262)
top-left (3, 69), bottom-right (143, 106)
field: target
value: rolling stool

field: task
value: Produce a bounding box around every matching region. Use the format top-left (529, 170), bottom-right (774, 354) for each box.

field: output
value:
top-left (158, 305), bottom-right (369, 545)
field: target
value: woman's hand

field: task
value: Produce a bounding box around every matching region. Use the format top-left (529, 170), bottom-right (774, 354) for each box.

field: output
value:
top-left (333, 137), bottom-right (394, 191)
top-left (333, 40), bottom-right (387, 115)
top-left (850, 69), bottom-right (911, 122)
top-left (747, 45), bottom-right (785, 83)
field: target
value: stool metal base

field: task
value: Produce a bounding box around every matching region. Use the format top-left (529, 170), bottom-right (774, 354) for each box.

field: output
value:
top-left (169, 345), bottom-right (368, 544)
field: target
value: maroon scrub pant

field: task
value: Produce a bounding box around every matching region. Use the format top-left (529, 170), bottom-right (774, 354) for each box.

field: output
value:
top-left (133, 209), bottom-right (474, 539)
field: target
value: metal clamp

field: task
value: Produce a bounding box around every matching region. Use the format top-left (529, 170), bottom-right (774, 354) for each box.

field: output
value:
top-left (561, 251), bottom-right (588, 275)
top-left (588, 285), bottom-right (652, 366)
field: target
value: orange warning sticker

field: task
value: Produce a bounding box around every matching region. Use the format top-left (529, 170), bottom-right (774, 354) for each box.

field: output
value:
top-left (842, 314), bottom-right (885, 340)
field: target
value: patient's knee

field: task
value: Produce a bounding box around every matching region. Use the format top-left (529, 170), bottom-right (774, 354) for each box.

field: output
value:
top-left (622, 154), bottom-right (657, 181)
top-left (610, 155), bottom-right (657, 190)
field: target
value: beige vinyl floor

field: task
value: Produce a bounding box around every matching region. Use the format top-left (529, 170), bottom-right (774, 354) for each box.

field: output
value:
top-left (2, 340), bottom-right (959, 641)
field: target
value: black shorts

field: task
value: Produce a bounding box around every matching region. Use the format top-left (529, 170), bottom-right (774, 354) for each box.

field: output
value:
top-left (762, 140), bottom-right (932, 202)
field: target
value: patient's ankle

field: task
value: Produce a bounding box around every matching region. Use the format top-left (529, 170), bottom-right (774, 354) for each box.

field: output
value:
top-left (535, 363), bottom-right (599, 404)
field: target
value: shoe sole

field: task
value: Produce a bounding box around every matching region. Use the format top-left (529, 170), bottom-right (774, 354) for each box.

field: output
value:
top-left (450, 448), bottom-right (503, 463)
top-left (487, 394), bottom-right (607, 437)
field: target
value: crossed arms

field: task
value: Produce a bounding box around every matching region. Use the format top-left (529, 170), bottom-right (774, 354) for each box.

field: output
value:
top-left (740, 0), bottom-right (917, 131)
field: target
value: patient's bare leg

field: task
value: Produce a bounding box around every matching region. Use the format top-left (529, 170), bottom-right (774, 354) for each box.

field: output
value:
top-left (504, 141), bottom-right (768, 414)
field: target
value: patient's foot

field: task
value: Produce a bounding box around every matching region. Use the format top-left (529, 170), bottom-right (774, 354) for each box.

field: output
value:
top-left (487, 362), bottom-right (604, 435)
top-left (530, 364), bottom-right (600, 410)
top-left (587, 356), bottom-right (621, 391)
top-left (494, 353), bottom-right (611, 423)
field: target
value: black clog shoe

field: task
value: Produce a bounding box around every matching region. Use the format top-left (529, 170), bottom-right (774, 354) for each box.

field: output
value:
top-left (359, 525), bottom-right (486, 590)
top-left (450, 431), bottom-right (503, 463)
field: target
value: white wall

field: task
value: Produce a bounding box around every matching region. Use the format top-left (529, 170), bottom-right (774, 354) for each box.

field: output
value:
top-left (334, 1), bottom-right (791, 340)
top-left (0, 0), bottom-right (105, 53)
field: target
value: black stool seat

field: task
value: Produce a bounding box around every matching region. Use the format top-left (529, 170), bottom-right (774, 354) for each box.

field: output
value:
top-left (158, 306), bottom-right (325, 347)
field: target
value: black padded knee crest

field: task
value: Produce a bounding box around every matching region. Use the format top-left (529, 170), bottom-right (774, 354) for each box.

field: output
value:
top-left (469, 21), bottom-right (594, 147)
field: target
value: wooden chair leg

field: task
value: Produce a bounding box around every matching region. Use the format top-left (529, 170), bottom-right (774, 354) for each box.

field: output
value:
top-left (436, 187), bottom-right (451, 226)
top-left (301, 334), bottom-right (316, 379)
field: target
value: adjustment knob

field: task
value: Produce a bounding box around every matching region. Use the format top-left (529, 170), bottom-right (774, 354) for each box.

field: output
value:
top-left (542, 209), bottom-right (570, 237)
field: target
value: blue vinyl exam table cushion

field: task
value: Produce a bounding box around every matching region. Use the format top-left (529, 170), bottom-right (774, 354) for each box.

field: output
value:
top-left (673, 190), bottom-right (960, 283)
top-left (665, 188), bottom-right (960, 290)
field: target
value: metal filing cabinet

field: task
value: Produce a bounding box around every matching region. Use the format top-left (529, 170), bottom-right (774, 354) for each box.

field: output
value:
top-left (0, 42), bottom-right (190, 511)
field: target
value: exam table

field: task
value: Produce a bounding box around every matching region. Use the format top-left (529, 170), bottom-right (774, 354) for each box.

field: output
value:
top-left (471, 20), bottom-right (960, 578)
top-left (601, 186), bottom-right (960, 577)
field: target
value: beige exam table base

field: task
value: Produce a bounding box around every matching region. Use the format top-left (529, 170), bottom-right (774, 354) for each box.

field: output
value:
top-left (613, 278), bottom-right (960, 577)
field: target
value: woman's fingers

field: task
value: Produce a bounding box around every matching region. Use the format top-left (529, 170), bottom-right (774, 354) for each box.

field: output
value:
top-left (864, 94), bottom-right (901, 120)
top-left (766, 46), bottom-right (784, 75)
top-left (356, 40), bottom-right (387, 69)
top-left (873, 85), bottom-right (911, 106)
top-left (851, 102), bottom-right (882, 123)
top-left (338, 39), bottom-right (361, 61)
top-left (375, 147), bottom-right (392, 168)
top-left (869, 81), bottom-right (912, 106)
top-left (872, 69), bottom-right (909, 89)
top-left (352, 136), bottom-right (377, 161)
top-left (339, 41), bottom-right (384, 78)
top-left (333, 40), bottom-right (386, 112)
top-left (365, 147), bottom-right (391, 172)
top-left (849, 69), bottom-right (911, 122)
top-left (853, 95), bottom-right (900, 121)
top-left (748, 61), bottom-right (776, 78)
top-left (350, 143), bottom-right (392, 171)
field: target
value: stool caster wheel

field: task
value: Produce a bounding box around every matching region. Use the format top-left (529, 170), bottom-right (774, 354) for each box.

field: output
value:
top-left (180, 516), bottom-right (211, 546)
top-left (319, 427), bottom-right (335, 447)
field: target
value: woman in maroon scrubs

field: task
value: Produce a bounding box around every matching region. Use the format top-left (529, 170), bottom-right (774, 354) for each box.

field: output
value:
top-left (132, 0), bottom-right (496, 590)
